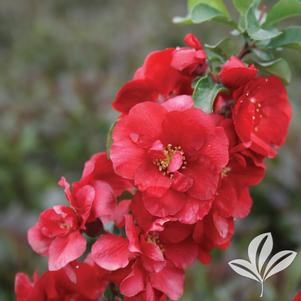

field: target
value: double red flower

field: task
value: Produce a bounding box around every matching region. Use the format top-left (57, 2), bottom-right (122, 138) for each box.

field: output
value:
top-left (17, 34), bottom-right (292, 301)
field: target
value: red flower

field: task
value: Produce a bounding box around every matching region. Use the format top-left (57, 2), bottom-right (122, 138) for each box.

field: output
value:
top-left (91, 215), bottom-right (187, 300)
top-left (112, 34), bottom-right (206, 113)
top-left (15, 262), bottom-right (107, 301)
top-left (193, 209), bottom-right (235, 264)
top-left (61, 152), bottom-right (134, 226)
top-left (213, 119), bottom-right (266, 218)
top-left (121, 261), bottom-right (184, 301)
top-left (219, 56), bottom-right (257, 89)
top-left (28, 206), bottom-right (87, 271)
top-left (110, 99), bottom-right (228, 219)
top-left (232, 76), bottom-right (291, 157)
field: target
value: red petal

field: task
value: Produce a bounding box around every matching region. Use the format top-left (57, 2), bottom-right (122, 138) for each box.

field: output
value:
top-left (48, 231), bottom-right (86, 271)
top-left (15, 273), bottom-right (33, 301)
top-left (219, 56), bottom-right (257, 89)
top-left (72, 184), bottom-right (94, 226)
top-left (143, 190), bottom-right (186, 218)
top-left (161, 95), bottom-right (194, 112)
top-left (120, 262), bottom-right (145, 297)
top-left (27, 223), bottom-right (52, 256)
top-left (183, 33), bottom-right (203, 49)
top-left (150, 264), bottom-right (185, 300)
top-left (111, 102), bottom-right (166, 179)
top-left (134, 160), bottom-right (172, 197)
top-left (164, 240), bottom-right (198, 269)
top-left (92, 180), bottom-right (116, 223)
top-left (91, 234), bottom-right (131, 271)
top-left (175, 197), bottom-right (212, 224)
top-left (125, 215), bottom-right (141, 253)
top-left (113, 79), bottom-right (159, 113)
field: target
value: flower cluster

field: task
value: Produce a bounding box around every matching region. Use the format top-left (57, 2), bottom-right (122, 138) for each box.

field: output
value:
top-left (15, 34), bottom-right (291, 301)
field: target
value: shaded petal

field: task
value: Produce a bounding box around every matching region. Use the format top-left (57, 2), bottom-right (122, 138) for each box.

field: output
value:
top-left (175, 197), bottom-right (212, 224)
top-left (150, 264), bottom-right (185, 301)
top-left (143, 190), bottom-right (186, 218)
top-left (113, 79), bottom-right (159, 113)
top-left (164, 240), bottom-right (199, 269)
top-left (91, 234), bottom-right (131, 271)
top-left (161, 95), bottom-right (194, 112)
top-left (27, 224), bottom-right (51, 256)
top-left (92, 180), bottom-right (116, 223)
top-left (48, 231), bottom-right (86, 271)
top-left (219, 56), bottom-right (257, 89)
top-left (120, 262), bottom-right (145, 297)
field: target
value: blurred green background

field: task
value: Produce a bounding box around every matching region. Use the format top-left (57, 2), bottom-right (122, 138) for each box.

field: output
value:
top-left (0, 1), bottom-right (300, 300)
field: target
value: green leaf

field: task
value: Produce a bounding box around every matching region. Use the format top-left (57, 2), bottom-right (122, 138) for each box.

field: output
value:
top-left (191, 4), bottom-right (224, 23)
top-left (264, 0), bottom-right (301, 28)
top-left (174, 0), bottom-right (232, 25)
top-left (258, 58), bottom-right (292, 84)
top-left (232, 0), bottom-right (254, 14)
top-left (268, 26), bottom-right (301, 49)
top-left (206, 37), bottom-right (241, 59)
top-left (249, 28), bottom-right (281, 41)
top-left (192, 75), bottom-right (226, 113)
top-left (238, 0), bottom-right (281, 41)
top-left (251, 48), bottom-right (275, 62)
top-left (188, 0), bottom-right (230, 17)
top-left (106, 122), bottom-right (116, 159)
top-left (238, 0), bottom-right (259, 32)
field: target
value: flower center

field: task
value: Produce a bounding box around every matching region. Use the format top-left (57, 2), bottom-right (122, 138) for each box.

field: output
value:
top-left (154, 144), bottom-right (187, 177)
top-left (221, 166), bottom-right (231, 178)
top-left (147, 233), bottom-right (165, 252)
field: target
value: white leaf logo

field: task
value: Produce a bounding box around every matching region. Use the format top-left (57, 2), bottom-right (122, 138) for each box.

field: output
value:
top-left (229, 232), bottom-right (297, 298)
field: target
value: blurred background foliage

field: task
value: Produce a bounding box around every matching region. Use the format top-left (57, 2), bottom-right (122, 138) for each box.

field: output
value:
top-left (0, 0), bottom-right (300, 300)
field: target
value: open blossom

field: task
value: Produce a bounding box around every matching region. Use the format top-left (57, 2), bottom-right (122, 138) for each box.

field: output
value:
top-left (28, 205), bottom-right (87, 271)
top-left (112, 33), bottom-right (206, 113)
top-left (91, 215), bottom-right (186, 300)
top-left (28, 152), bottom-right (133, 271)
top-left (110, 98), bottom-right (229, 220)
top-left (15, 262), bottom-right (107, 301)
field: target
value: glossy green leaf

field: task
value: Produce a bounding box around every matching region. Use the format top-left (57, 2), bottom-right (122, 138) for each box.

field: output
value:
top-left (268, 26), bottom-right (301, 49)
top-left (174, 0), bottom-right (232, 24)
top-left (251, 48), bottom-right (275, 62)
top-left (264, 0), bottom-right (301, 28)
top-left (238, 0), bottom-right (281, 41)
top-left (192, 75), bottom-right (226, 113)
top-left (249, 28), bottom-right (281, 41)
top-left (238, 0), bottom-right (260, 32)
top-left (232, 0), bottom-right (254, 14)
top-left (191, 4), bottom-right (224, 23)
top-left (206, 37), bottom-right (241, 59)
top-left (188, 0), bottom-right (230, 17)
top-left (259, 58), bottom-right (292, 84)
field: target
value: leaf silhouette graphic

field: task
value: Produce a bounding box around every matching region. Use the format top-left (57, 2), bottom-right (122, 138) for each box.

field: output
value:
top-left (263, 250), bottom-right (297, 280)
top-left (229, 259), bottom-right (262, 283)
top-left (229, 232), bottom-right (297, 298)
top-left (248, 232), bottom-right (273, 273)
